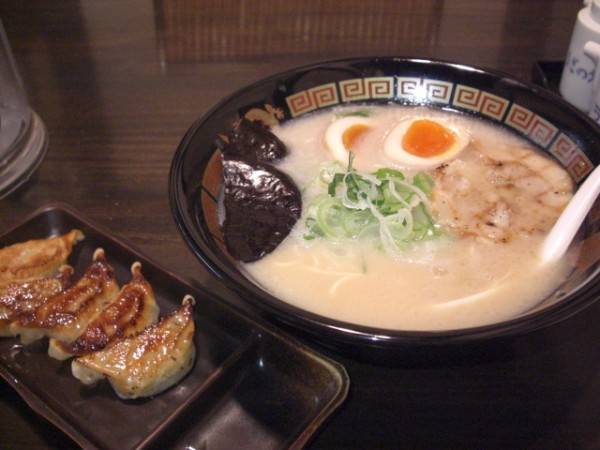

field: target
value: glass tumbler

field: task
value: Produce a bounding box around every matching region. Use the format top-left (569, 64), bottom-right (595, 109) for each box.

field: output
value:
top-left (0, 18), bottom-right (47, 199)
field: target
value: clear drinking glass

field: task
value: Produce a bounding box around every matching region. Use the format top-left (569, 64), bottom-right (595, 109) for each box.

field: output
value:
top-left (0, 18), bottom-right (47, 198)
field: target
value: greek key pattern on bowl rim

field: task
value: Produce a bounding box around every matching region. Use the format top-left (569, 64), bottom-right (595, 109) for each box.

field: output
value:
top-left (284, 77), bottom-right (593, 181)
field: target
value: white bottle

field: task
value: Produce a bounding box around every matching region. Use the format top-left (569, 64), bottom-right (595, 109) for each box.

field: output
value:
top-left (559, 0), bottom-right (600, 112)
top-left (583, 41), bottom-right (600, 123)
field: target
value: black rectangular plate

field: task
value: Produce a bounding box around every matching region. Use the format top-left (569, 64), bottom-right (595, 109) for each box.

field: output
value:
top-left (0, 204), bottom-right (349, 450)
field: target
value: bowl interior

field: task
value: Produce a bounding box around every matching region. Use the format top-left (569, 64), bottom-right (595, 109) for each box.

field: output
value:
top-left (170, 57), bottom-right (600, 348)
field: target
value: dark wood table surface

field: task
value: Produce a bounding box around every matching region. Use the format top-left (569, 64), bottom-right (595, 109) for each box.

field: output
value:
top-left (1, 1), bottom-right (598, 448)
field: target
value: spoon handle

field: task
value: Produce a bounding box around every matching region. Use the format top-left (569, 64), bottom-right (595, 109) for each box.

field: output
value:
top-left (541, 165), bottom-right (600, 264)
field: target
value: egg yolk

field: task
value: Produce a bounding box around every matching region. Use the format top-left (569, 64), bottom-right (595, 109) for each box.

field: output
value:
top-left (401, 119), bottom-right (456, 157)
top-left (342, 124), bottom-right (370, 149)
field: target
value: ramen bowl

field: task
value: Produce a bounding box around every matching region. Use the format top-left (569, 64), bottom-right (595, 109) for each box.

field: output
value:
top-left (169, 57), bottom-right (600, 360)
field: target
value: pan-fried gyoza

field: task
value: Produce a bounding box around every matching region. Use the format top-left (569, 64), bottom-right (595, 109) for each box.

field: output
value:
top-left (72, 296), bottom-right (196, 399)
top-left (10, 248), bottom-right (119, 345)
top-left (0, 265), bottom-right (73, 336)
top-left (49, 261), bottom-right (159, 360)
top-left (0, 232), bottom-right (196, 399)
top-left (0, 230), bottom-right (83, 285)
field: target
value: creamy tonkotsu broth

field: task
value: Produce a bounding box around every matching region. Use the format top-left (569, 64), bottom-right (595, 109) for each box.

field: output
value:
top-left (242, 106), bottom-right (577, 331)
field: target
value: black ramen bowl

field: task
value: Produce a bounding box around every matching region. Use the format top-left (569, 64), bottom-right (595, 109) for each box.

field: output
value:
top-left (169, 57), bottom-right (600, 361)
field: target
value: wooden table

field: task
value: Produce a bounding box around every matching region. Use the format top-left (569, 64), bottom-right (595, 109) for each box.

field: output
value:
top-left (1, 1), bottom-right (596, 448)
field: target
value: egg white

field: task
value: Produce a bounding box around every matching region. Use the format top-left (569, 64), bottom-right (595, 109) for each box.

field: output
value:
top-left (324, 116), bottom-right (373, 164)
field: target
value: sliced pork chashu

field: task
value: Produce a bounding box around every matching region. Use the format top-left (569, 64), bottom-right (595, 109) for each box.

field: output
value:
top-left (0, 265), bottom-right (74, 336)
top-left (72, 296), bottom-right (196, 399)
top-left (10, 248), bottom-right (119, 345)
top-left (49, 262), bottom-right (160, 360)
top-left (0, 230), bottom-right (84, 286)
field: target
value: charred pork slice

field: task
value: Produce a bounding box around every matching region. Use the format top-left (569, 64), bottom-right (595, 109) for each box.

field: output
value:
top-left (48, 261), bottom-right (160, 360)
top-left (10, 248), bottom-right (120, 345)
top-left (222, 158), bottom-right (302, 262)
top-left (220, 118), bottom-right (288, 162)
top-left (0, 265), bottom-right (74, 337)
top-left (0, 229), bottom-right (84, 285)
top-left (72, 296), bottom-right (196, 399)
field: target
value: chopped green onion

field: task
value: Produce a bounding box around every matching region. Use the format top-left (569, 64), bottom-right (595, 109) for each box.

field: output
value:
top-left (375, 168), bottom-right (405, 181)
top-left (342, 210), bottom-right (375, 237)
top-left (303, 152), bottom-right (442, 255)
top-left (316, 197), bottom-right (347, 239)
top-left (413, 172), bottom-right (435, 198)
top-left (328, 173), bottom-right (344, 196)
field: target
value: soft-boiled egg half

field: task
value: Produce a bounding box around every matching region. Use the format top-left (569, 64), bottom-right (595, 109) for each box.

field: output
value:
top-left (383, 117), bottom-right (470, 169)
top-left (324, 116), bottom-right (373, 164)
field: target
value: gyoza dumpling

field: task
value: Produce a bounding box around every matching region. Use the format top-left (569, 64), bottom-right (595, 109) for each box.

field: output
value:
top-left (48, 261), bottom-right (160, 360)
top-left (0, 265), bottom-right (73, 336)
top-left (0, 230), bottom-right (83, 285)
top-left (10, 248), bottom-right (119, 345)
top-left (72, 296), bottom-right (196, 399)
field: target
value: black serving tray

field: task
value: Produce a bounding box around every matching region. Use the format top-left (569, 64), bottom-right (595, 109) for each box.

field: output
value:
top-left (0, 204), bottom-right (349, 450)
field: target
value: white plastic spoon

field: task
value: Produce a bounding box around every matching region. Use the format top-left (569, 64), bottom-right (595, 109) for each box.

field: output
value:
top-left (541, 164), bottom-right (600, 264)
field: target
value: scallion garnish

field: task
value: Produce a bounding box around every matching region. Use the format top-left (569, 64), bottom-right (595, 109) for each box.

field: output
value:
top-left (303, 153), bottom-right (441, 256)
